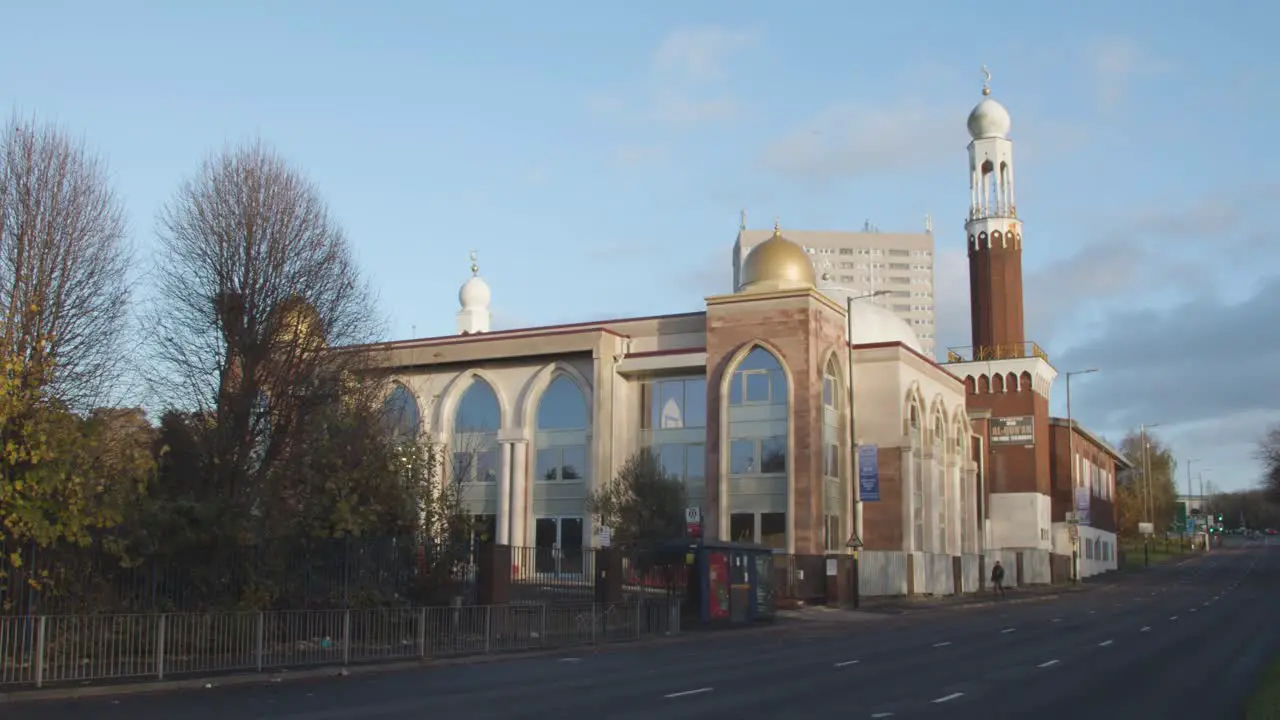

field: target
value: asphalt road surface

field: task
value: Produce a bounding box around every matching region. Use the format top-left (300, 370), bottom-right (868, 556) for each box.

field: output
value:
top-left (8, 541), bottom-right (1277, 719)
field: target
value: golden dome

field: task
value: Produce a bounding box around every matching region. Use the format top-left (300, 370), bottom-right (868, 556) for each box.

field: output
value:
top-left (272, 296), bottom-right (326, 351)
top-left (737, 221), bottom-right (816, 293)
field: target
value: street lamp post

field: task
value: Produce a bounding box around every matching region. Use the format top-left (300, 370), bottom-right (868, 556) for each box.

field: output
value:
top-left (1064, 368), bottom-right (1097, 583)
top-left (846, 289), bottom-right (887, 610)
top-left (1184, 458), bottom-right (1201, 549)
top-left (1138, 423), bottom-right (1161, 566)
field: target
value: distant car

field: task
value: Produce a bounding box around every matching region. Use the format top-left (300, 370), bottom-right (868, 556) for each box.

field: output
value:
top-left (1266, 529), bottom-right (1277, 536)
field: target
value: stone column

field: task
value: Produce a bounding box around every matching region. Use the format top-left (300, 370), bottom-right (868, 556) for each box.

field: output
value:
top-left (497, 441), bottom-right (512, 545)
top-left (509, 440), bottom-right (528, 549)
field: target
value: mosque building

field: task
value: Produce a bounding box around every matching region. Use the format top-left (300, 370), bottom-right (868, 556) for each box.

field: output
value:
top-left (359, 70), bottom-right (1127, 587)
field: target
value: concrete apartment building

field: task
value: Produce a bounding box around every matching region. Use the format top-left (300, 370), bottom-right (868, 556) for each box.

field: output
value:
top-left (732, 223), bottom-right (937, 357)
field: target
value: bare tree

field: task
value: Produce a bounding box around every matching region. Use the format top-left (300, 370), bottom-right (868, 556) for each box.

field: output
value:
top-left (1258, 424), bottom-right (1280, 503)
top-left (149, 140), bottom-right (381, 526)
top-left (0, 114), bottom-right (132, 407)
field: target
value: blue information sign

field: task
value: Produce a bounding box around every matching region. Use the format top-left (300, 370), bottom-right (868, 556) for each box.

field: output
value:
top-left (858, 444), bottom-right (880, 502)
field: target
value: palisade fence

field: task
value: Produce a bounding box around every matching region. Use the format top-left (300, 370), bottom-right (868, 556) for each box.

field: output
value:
top-left (0, 600), bottom-right (682, 689)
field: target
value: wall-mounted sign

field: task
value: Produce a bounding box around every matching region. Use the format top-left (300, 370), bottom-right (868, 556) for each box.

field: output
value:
top-left (857, 445), bottom-right (880, 502)
top-left (989, 415), bottom-right (1035, 446)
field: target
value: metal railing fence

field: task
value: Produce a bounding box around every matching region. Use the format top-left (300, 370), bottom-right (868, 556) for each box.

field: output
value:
top-left (0, 599), bottom-right (682, 690)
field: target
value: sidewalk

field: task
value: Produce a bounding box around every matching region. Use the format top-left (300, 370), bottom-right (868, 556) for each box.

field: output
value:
top-left (778, 581), bottom-right (1100, 619)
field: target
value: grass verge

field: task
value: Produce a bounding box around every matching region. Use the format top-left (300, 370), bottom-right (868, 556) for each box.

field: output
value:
top-left (1117, 539), bottom-right (1192, 570)
top-left (1246, 654), bottom-right (1280, 720)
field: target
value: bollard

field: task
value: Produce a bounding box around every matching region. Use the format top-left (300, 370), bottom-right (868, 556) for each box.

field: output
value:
top-left (256, 612), bottom-right (265, 672)
top-left (34, 616), bottom-right (47, 689)
top-left (418, 607), bottom-right (428, 659)
top-left (156, 615), bottom-right (167, 680)
top-left (342, 610), bottom-right (351, 665)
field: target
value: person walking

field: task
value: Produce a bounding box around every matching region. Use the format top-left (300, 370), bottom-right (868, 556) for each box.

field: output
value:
top-left (991, 560), bottom-right (1006, 597)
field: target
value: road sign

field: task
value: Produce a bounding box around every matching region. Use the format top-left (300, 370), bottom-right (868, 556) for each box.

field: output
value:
top-left (1139, 522), bottom-right (1154, 535)
top-left (1065, 511), bottom-right (1079, 525)
top-left (684, 506), bottom-right (702, 539)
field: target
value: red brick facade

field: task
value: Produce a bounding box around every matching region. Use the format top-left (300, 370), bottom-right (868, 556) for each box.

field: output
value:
top-left (1047, 420), bottom-right (1128, 534)
top-left (968, 230), bottom-right (1025, 351)
top-left (703, 289), bottom-right (847, 555)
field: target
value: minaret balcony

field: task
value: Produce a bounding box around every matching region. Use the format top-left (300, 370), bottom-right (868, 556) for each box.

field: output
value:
top-left (945, 341), bottom-right (1047, 364)
top-left (968, 205), bottom-right (1019, 222)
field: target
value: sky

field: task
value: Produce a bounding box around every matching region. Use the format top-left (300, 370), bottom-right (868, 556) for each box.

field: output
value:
top-left (3, 0), bottom-right (1276, 492)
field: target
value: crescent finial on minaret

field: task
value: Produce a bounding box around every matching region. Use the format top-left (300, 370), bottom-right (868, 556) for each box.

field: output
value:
top-left (469, 250), bottom-right (479, 276)
top-left (981, 65), bottom-right (992, 96)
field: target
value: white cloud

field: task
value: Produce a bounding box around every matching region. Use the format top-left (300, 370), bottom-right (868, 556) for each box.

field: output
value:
top-left (1088, 37), bottom-right (1171, 110)
top-left (588, 25), bottom-right (756, 157)
top-left (652, 27), bottom-right (755, 86)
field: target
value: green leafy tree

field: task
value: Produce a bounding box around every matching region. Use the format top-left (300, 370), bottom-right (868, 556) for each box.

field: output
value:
top-left (587, 448), bottom-right (687, 551)
top-left (1258, 424), bottom-right (1280, 505)
top-left (1118, 430), bottom-right (1178, 536)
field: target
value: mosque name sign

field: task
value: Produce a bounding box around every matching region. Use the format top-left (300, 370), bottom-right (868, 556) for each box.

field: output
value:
top-left (989, 415), bottom-right (1035, 446)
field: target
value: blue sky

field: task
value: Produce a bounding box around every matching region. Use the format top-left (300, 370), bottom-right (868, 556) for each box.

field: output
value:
top-left (4, 1), bottom-right (1276, 492)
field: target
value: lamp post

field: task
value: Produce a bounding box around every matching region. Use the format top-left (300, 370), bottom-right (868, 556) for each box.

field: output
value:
top-left (1064, 368), bottom-right (1097, 583)
top-left (1184, 458), bottom-right (1201, 549)
top-left (1138, 423), bottom-right (1161, 566)
top-left (846, 289), bottom-right (888, 610)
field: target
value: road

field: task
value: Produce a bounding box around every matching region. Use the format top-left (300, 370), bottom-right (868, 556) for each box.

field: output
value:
top-left (7, 541), bottom-right (1277, 719)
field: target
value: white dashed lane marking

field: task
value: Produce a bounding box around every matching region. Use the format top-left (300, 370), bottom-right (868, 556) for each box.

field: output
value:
top-left (933, 641), bottom-right (952, 648)
top-left (933, 693), bottom-right (965, 704)
top-left (1001, 628), bottom-right (1016, 634)
top-left (664, 688), bottom-right (713, 699)
top-left (835, 660), bottom-right (860, 667)
top-left (1098, 640), bottom-right (1114, 647)
top-left (1038, 659), bottom-right (1060, 668)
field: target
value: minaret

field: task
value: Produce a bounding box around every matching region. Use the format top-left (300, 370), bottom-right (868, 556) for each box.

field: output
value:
top-left (965, 66), bottom-right (1024, 358)
top-left (457, 251), bottom-right (491, 334)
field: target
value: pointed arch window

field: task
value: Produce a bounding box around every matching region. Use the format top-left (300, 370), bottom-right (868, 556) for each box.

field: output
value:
top-left (453, 378), bottom-right (500, 483)
top-left (909, 401), bottom-right (924, 551)
top-left (535, 375), bottom-right (589, 482)
top-left (934, 412), bottom-right (948, 554)
top-left (821, 358), bottom-right (842, 551)
top-left (382, 383), bottom-right (420, 441)
top-left (727, 346), bottom-right (789, 550)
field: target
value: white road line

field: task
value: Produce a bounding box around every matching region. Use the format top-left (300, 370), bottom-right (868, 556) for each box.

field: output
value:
top-left (1001, 627), bottom-right (1016, 634)
top-left (664, 688), bottom-right (713, 699)
top-left (871, 713), bottom-right (895, 718)
top-left (1141, 626), bottom-right (1151, 632)
top-left (1088, 610), bottom-right (1096, 614)
top-left (933, 641), bottom-right (952, 648)
top-left (1170, 616), bottom-right (1179, 621)
top-left (559, 657), bottom-right (581, 663)
top-left (1098, 640), bottom-right (1114, 647)
top-left (1038, 659), bottom-right (1060, 668)
top-left (835, 660), bottom-right (860, 667)
top-left (1190, 608), bottom-right (1198, 613)
top-left (1051, 618), bottom-right (1063, 623)
top-left (933, 693), bottom-right (965, 703)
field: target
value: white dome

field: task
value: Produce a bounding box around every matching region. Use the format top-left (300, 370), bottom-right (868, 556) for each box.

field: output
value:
top-left (819, 285), bottom-right (924, 354)
top-left (459, 275), bottom-right (491, 310)
top-left (967, 97), bottom-right (1011, 140)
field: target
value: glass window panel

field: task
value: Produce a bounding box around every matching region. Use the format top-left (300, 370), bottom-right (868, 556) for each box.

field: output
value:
top-left (475, 449), bottom-right (499, 483)
top-left (824, 443), bottom-right (839, 478)
top-left (729, 440), bottom-right (756, 474)
top-left (760, 436), bottom-right (787, 474)
top-left (729, 376), bottom-right (744, 405)
top-left (451, 451), bottom-right (472, 482)
top-left (382, 384), bottom-right (421, 440)
top-left (535, 448), bottom-right (560, 481)
top-left (744, 372), bottom-right (770, 403)
top-left (455, 379), bottom-right (500, 432)
top-left (729, 513), bottom-right (755, 543)
top-left (560, 445), bottom-right (587, 480)
top-left (685, 444), bottom-right (705, 482)
top-left (738, 347), bottom-right (782, 372)
top-left (760, 513), bottom-right (786, 549)
top-left (657, 381), bottom-right (684, 429)
top-left (822, 377), bottom-right (835, 408)
top-left (537, 375), bottom-right (588, 430)
top-left (769, 371), bottom-right (787, 405)
top-left (658, 444), bottom-right (685, 480)
top-left (683, 379), bottom-right (707, 428)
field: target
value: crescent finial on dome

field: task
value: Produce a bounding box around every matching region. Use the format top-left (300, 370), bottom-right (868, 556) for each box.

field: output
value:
top-left (469, 249), bottom-right (479, 276)
top-left (773, 217), bottom-right (782, 237)
top-left (981, 65), bottom-right (992, 96)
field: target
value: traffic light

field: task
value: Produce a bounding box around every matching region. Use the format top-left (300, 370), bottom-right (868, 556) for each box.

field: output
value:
top-left (1217, 514), bottom-right (1224, 523)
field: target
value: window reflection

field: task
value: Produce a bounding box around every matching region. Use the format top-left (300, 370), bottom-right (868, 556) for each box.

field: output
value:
top-left (382, 384), bottom-right (420, 440)
top-left (456, 378), bottom-right (501, 432)
top-left (728, 347), bottom-right (786, 407)
top-left (538, 375), bottom-right (588, 430)
top-left (642, 377), bottom-right (706, 430)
